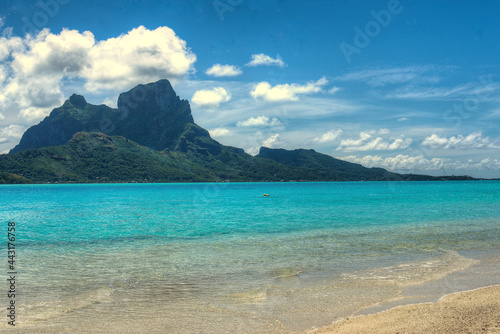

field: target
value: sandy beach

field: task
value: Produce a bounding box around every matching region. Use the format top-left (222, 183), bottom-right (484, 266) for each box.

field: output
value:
top-left (309, 285), bottom-right (500, 334)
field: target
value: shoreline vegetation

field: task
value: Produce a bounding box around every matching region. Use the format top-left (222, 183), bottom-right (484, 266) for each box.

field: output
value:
top-left (0, 135), bottom-right (480, 184)
top-left (309, 285), bottom-right (500, 334)
top-left (0, 80), bottom-right (488, 184)
top-left (0, 175), bottom-right (487, 185)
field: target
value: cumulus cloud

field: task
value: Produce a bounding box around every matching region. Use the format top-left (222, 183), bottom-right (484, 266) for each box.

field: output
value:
top-left (0, 29), bottom-right (91, 120)
top-left (341, 154), bottom-right (445, 171)
top-left (262, 133), bottom-right (280, 148)
top-left (191, 87), bottom-right (231, 108)
top-left (341, 154), bottom-right (500, 172)
top-left (313, 129), bottom-right (343, 143)
top-left (0, 66), bottom-right (5, 84)
top-left (337, 132), bottom-right (413, 152)
top-left (236, 116), bottom-right (281, 127)
top-left (1, 75), bottom-right (65, 121)
top-left (83, 26), bottom-right (196, 91)
top-left (245, 132), bottom-right (281, 156)
top-left (251, 77), bottom-right (328, 102)
top-left (0, 34), bottom-right (24, 62)
top-left (0, 26), bottom-right (196, 121)
top-left (209, 127), bottom-right (232, 137)
top-left (246, 54), bottom-right (285, 67)
top-left (205, 64), bottom-right (242, 77)
top-left (13, 29), bottom-right (94, 77)
top-left (471, 158), bottom-right (500, 170)
top-left (102, 97), bottom-right (117, 108)
top-left (422, 131), bottom-right (498, 149)
top-left (0, 124), bottom-right (26, 144)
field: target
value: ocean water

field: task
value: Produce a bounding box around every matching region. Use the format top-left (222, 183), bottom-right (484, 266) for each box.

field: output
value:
top-left (1, 181), bottom-right (500, 333)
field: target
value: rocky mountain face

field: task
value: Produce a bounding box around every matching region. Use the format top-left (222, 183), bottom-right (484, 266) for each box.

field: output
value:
top-left (1, 79), bottom-right (476, 183)
top-left (10, 94), bottom-right (107, 153)
top-left (115, 79), bottom-right (195, 151)
top-left (10, 80), bottom-right (196, 153)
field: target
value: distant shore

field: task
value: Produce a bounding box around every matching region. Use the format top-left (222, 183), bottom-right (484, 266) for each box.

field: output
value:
top-left (309, 285), bottom-right (500, 334)
top-left (2, 177), bottom-right (497, 185)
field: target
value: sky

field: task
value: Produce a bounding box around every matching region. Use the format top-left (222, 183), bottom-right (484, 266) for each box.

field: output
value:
top-left (0, 0), bottom-right (499, 178)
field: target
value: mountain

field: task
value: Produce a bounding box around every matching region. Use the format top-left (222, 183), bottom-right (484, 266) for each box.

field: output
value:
top-left (10, 80), bottom-right (194, 154)
top-left (257, 147), bottom-right (401, 181)
top-left (10, 94), bottom-right (115, 154)
top-left (0, 79), bottom-right (475, 183)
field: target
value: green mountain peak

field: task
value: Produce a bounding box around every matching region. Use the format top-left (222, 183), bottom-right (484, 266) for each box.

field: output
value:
top-left (1, 79), bottom-right (476, 183)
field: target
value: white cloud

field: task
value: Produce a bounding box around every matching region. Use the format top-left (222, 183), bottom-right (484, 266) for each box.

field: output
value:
top-left (0, 65), bottom-right (6, 84)
top-left (337, 132), bottom-right (413, 152)
top-left (422, 131), bottom-right (498, 149)
top-left (386, 84), bottom-right (476, 100)
top-left (0, 29), bottom-right (87, 120)
top-left (473, 158), bottom-right (500, 170)
top-left (262, 133), bottom-right (280, 148)
top-left (12, 29), bottom-right (94, 78)
top-left (341, 154), bottom-right (445, 171)
top-left (313, 129), bottom-right (343, 143)
top-left (398, 117), bottom-right (409, 122)
top-left (251, 77), bottom-right (328, 102)
top-left (2, 27), bottom-right (13, 38)
top-left (246, 54), bottom-right (285, 68)
top-left (83, 26), bottom-right (196, 91)
top-left (205, 64), bottom-right (242, 77)
top-left (0, 124), bottom-right (25, 138)
top-left (0, 26), bottom-right (196, 121)
top-left (245, 132), bottom-right (280, 156)
top-left (191, 87), bottom-right (231, 108)
top-left (101, 97), bottom-right (117, 108)
top-left (341, 154), bottom-right (500, 172)
top-left (0, 35), bottom-right (24, 62)
top-left (236, 115), bottom-right (281, 127)
top-left (335, 66), bottom-right (441, 87)
top-left (328, 86), bottom-right (341, 94)
top-left (209, 127), bottom-right (232, 137)
top-left (0, 124), bottom-right (26, 144)
top-left (1, 75), bottom-right (65, 120)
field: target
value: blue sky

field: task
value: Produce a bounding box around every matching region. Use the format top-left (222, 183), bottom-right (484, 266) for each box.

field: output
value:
top-left (0, 0), bottom-right (499, 177)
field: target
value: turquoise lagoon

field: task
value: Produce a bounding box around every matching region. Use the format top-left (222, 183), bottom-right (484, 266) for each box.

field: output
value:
top-left (1, 181), bottom-right (500, 333)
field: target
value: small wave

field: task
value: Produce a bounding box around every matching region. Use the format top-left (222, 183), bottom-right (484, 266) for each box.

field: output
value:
top-left (16, 288), bottom-right (113, 324)
top-left (340, 250), bottom-right (478, 287)
top-left (229, 288), bottom-right (268, 302)
top-left (271, 267), bottom-right (303, 279)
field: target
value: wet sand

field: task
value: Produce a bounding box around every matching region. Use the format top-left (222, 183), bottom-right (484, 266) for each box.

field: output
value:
top-left (308, 285), bottom-right (500, 334)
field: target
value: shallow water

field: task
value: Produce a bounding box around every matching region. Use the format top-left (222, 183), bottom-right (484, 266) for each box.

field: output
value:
top-left (1, 181), bottom-right (499, 333)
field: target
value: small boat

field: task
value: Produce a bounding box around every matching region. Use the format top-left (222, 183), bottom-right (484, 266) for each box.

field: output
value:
top-left (263, 193), bottom-right (270, 197)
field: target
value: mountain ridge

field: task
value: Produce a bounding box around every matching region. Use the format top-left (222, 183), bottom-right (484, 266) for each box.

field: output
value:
top-left (1, 79), bottom-right (476, 183)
